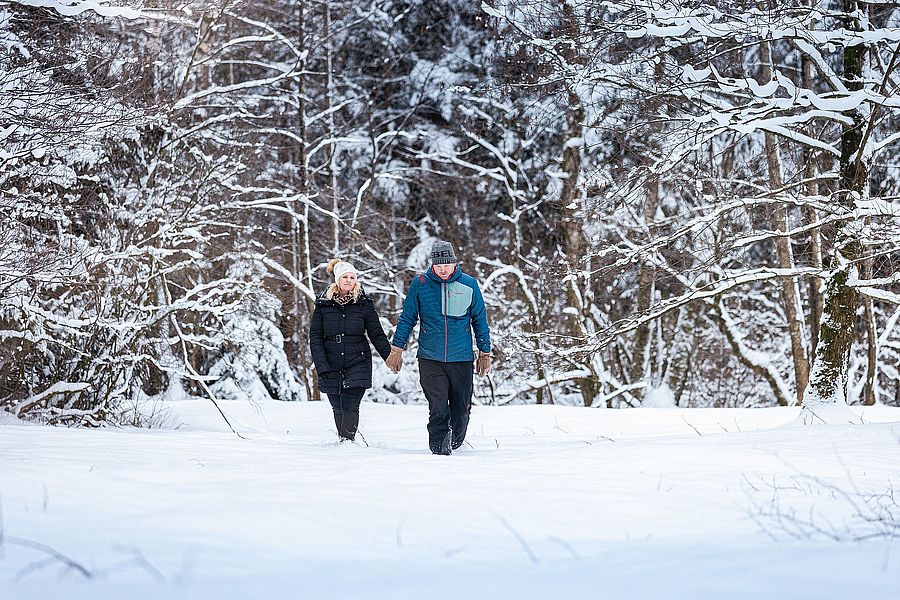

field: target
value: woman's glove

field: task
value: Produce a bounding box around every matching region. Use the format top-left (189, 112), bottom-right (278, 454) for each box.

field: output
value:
top-left (475, 351), bottom-right (491, 377)
top-left (386, 346), bottom-right (404, 374)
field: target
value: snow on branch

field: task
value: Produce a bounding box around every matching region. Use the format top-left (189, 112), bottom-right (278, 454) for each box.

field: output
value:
top-left (567, 266), bottom-right (823, 357)
top-left (246, 253), bottom-right (315, 302)
top-left (594, 194), bottom-right (845, 277)
top-left (13, 381), bottom-right (92, 418)
top-left (220, 10), bottom-right (306, 59)
top-left (477, 258), bottom-right (540, 317)
top-left (618, 4), bottom-right (900, 47)
top-left (174, 67), bottom-right (301, 110)
top-left (856, 287), bottom-right (900, 304)
top-left (10, 0), bottom-right (190, 24)
top-left (505, 369), bottom-right (594, 402)
top-left (12, 0), bottom-right (143, 19)
top-left (848, 271), bottom-right (900, 288)
top-left (713, 299), bottom-right (793, 407)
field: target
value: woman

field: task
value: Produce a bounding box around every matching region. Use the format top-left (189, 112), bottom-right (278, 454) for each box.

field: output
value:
top-left (309, 259), bottom-right (392, 441)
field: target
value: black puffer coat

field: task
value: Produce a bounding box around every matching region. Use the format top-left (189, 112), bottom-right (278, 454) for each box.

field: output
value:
top-left (309, 287), bottom-right (391, 395)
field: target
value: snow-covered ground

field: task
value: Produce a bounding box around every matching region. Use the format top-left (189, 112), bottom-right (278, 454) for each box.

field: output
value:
top-left (1, 401), bottom-right (898, 599)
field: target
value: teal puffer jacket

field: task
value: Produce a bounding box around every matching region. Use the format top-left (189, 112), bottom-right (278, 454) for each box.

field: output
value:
top-left (392, 266), bottom-right (491, 362)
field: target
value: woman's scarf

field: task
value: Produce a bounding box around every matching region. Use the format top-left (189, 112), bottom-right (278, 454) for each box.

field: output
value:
top-left (333, 293), bottom-right (354, 306)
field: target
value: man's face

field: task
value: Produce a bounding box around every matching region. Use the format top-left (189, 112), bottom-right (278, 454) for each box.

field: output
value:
top-left (433, 263), bottom-right (456, 280)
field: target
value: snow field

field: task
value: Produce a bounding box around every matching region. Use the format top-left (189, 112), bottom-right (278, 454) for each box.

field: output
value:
top-left (1, 401), bottom-right (898, 599)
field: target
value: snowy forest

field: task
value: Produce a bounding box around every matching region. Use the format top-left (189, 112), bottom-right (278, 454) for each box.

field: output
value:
top-left (4, 0), bottom-right (900, 425)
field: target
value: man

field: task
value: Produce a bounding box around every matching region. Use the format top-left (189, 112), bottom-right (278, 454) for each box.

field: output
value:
top-left (386, 240), bottom-right (492, 455)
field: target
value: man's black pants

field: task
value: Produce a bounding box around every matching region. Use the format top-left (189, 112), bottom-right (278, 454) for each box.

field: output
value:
top-left (326, 387), bottom-right (366, 441)
top-left (418, 358), bottom-right (473, 452)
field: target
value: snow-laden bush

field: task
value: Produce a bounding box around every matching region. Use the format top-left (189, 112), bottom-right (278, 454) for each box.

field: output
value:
top-left (208, 290), bottom-right (304, 404)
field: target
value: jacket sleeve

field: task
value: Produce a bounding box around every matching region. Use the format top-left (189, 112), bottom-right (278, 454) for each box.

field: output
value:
top-left (470, 280), bottom-right (491, 354)
top-left (308, 303), bottom-right (331, 373)
top-left (391, 276), bottom-right (420, 349)
top-left (365, 300), bottom-right (392, 360)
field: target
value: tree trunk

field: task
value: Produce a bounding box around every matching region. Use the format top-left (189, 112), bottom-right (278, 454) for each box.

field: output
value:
top-left (628, 50), bottom-right (665, 401)
top-left (324, 1), bottom-right (340, 256)
top-left (800, 17), bottom-right (824, 361)
top-left (295, 1), bottom-right (315, 401)
top-left (863, 257), bottom-right (877, 405)
top-left (559, 93), bottom-right (595, 406)
top-left (557, 5), bottom-right (595, 407)
top-left (803, 1), bottom-right (867, 415)
top-left (760, 39), bottom-right (809, 404)
top-left (629, 175), bottom-right (658, 395)
top-left (558, 88), bottom-right (593, 406)
top-left (662, 304), bottom-right (697, 407)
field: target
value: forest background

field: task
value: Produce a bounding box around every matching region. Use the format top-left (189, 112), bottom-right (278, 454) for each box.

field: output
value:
top-left (3, 0), bottom-right (900, 425)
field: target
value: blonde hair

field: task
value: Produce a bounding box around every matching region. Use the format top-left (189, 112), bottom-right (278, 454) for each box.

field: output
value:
top-left (326, 282), bottom-right (361, 301)
top-left (325, 258), bottom-right (361, 301)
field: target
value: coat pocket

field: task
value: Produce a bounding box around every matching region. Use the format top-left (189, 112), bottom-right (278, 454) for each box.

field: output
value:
top-left (318, 370), bottom-right (340, 388)
top-left (444, 282), bottom-right (473, 317)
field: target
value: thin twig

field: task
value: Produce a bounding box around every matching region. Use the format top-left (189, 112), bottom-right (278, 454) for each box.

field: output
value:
top-left (160, 271), bottom-right (246, 440)
top-left (0, 492), bottom-right (5, 558)
top-left (8, 536), bottom-right (93, 580)
top-left (682, 415), bottom-right (702, 436)
top-left (497, 516), bottom-right (539, 565)
top-left (547, 535), bottom-right (580, 560)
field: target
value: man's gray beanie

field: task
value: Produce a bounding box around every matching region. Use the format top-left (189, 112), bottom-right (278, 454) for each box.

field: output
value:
top-left (430, 240), bottom-right (457, 265)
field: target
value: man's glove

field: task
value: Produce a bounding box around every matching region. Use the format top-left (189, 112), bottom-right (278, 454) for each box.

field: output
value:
top-left (386, 346), bottom-right (404, 374)
top-left (475, 351), bottom-right (491, 377)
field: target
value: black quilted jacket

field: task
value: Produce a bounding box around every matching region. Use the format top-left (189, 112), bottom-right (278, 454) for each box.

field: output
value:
top-left (309, 289), bottom-right (391, 394)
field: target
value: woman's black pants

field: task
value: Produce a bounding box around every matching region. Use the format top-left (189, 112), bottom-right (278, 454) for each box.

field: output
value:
top-left (326, 387), bottom-right (366, 441)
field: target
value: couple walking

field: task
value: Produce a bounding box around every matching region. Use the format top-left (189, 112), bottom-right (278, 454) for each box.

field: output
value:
top-left (308, 241), bottom-right (492, 454)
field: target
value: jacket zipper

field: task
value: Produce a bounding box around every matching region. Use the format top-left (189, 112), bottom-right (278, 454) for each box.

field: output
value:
top-left (340, 305), bottom-right (346, 387)
top-left (443, 281), bottom-right (448, 361)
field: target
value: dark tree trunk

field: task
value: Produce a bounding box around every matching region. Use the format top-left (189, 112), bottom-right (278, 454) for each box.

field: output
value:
top-left (804, 1), bottom-right (867, 410)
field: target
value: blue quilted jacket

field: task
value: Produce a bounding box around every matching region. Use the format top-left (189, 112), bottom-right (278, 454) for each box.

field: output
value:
top-left (392, 266), bottom-right (491, 362)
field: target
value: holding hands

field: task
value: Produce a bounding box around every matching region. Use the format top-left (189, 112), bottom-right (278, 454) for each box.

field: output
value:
top-left (386, 346), bottom-right (403, 374)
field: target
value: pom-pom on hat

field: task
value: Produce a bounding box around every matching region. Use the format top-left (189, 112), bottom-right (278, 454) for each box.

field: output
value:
top-left (326, 258), bottom-right (358, 283)
top-left (430, 240), bottom-right (457, 265)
